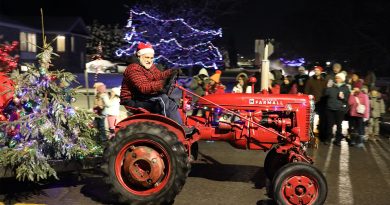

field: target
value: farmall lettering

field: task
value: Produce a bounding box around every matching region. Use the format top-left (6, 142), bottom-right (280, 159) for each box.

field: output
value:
top-left (248, 98), bottom-right (284, 106)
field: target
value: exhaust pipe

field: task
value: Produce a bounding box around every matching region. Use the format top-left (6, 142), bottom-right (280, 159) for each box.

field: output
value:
top-left (260, 43), bottom-right (270, 92)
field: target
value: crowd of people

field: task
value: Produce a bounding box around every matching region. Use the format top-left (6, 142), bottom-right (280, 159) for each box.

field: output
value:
top-left (91, 42), bottom-right (388, 146)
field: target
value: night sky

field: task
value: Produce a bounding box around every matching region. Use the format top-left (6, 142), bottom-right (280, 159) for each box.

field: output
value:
top-left (1, 0), bottom-right (390, 74)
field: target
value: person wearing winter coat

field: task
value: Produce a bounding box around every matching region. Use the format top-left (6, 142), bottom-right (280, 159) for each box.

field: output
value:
top-left (101, 87), bottom-right (121, 139)
top-left (268, 72), bottom-right (280, 94)
top-left (294, 66), bottom-right (309, 93)
top-left (348, 84), bottom-right (370, 148)
top-left (232, 72), bottom-right (252, 93)
top-left (206, 70), bottom-right (225, 95)
top-left (93, 82), bottom-right (107, 142)
top-left (280, 75), bottom-right (297, 94)
top-left (189, 68), bottom-right (209, 103)
top-left (368, 89), bottom-right (385, 141)
top-left (304, 66), bottom-right (327, 142)
top-left (323, 72), bottom-right (350, 145)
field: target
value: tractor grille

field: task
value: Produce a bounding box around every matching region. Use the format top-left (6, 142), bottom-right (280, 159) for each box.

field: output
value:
top-left (307, 97), bottom-right (315, 139)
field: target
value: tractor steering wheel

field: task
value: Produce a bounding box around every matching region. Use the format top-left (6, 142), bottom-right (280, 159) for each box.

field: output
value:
top-left (162, 71), bottom-right (179, 95)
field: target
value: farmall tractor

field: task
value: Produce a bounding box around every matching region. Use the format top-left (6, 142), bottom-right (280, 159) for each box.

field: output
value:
top-left (102, 52), bottom-right (328, 205)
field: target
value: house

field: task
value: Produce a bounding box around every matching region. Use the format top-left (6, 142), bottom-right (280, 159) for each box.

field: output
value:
top-left (0, 15), bottom-right (89, 73)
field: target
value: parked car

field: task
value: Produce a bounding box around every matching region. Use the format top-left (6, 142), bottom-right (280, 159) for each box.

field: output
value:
top-left (86, 59), bottom-right (118, 73)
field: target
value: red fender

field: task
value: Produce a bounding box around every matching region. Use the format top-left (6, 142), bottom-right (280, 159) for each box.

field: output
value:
top-left (115, 113), bottom-right (186, 142)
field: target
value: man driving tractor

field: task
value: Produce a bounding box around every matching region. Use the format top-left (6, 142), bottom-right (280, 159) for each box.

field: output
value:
top-left (120, 42), bottom-right (194, 134)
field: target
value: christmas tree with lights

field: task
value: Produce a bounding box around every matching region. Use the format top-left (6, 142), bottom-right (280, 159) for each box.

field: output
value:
top-left (0, 36), bottom-right (101, 181)
top-left (116, 8), bottom-right (223, 69)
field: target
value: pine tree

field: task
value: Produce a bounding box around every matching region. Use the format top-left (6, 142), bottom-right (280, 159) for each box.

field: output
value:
top-left (86, 21), bottom-right (126, 60)
top-left (0, 39), bottom-right (101, 181)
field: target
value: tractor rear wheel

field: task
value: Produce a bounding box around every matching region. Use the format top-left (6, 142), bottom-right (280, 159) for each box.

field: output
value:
top-left (272, 162), bottom-right (327, 205)
top-left (264, 147), bottom-right (289, 180)
top-left (102, 122), bottom-right (190, 205)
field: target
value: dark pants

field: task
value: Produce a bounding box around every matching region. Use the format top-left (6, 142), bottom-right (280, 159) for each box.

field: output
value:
top-left (316, 101), bottom-right (327, 142)
top-left (123, 94), bottom-right (183, 125)
top-left (325, 109), bottom-right (346, 143)
top-left (94, 116), bottom-right (106, 142)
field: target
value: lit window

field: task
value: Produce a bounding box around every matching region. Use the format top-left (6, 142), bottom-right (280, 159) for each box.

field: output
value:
top-left (57, 35), bottom-right (66, 52)
top-left (71, 36), bottom-right (75, 52)
top-left (20, 32), bottom-right (27, 51)
top-left (20, 32), bottom-right (36, 52)
top-left (27, 33), bottom-right (36, 52)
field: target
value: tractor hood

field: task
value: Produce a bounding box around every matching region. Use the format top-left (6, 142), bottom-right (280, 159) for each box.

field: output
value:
top-left (198, 93), bottom-right (311, 110)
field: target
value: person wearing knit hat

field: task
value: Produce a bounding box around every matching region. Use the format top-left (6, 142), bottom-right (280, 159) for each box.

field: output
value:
top-left (206, 70), bottom-right (225, 95)
top-left (323, 69), bottom-right (350, 146)
top-left (120, 42), bottom-right (195, 135)
top-left (335, 72), bottom-right (346, 82)
top-left (295, 66), bottom-right (309, 93)
top-left (232, 72), bottom-right (252, 93)
top-left (189, 68), bottom-right (210, 105)
top-left (268, 72), bottom-right (280, 94)
top-left (304, 65), bottom-right (327, 143)
top-left (210, 70), bottom-right (222, 83)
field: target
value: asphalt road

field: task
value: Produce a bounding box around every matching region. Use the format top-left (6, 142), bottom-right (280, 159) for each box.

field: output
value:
top-left (1, 139), bottom-right (390, 205)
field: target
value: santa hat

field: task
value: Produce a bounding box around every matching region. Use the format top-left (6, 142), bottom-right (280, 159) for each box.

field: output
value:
top-left (198, 68), bottom-right (209, 77)
top-left (210, 70), bottom-right (222, 83)
top-left (335, 72), bottom-right (346, 82)
top-left (137, 42), bottom-right (155, 56)
top-left (313, 66), bottom-right (323, 72)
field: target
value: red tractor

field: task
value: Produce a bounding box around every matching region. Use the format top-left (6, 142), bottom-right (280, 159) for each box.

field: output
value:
top-left (102, 71), bottom-right (328, 204)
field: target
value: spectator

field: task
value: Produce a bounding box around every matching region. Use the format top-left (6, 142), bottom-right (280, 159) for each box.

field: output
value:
top-left (93, 82), bottom-right (107, 142)
top-left (189, 68), bottom-right (209, 103)
top-left (295, 66), bottom-right (309, 93)
top-left (368, 88), bottom-right (385, 141)
top-left (206, 70), bottom-right (225, 95)
top-left (364, 70), bottom-right (377, 90)
top-left (232, 72), bottom-right (252, 93)
top-left (349, 73), bottom-right (364, 90)
top-left (326, 63), bottom-right (347, 88)
top-left (268, 72), bottom-right (280, 94)
top-left (323, 72), bottom-right (350, 145)
top-left (304, 66), bottom-right (327, 142)
top-left (348, 84), bottom-right (370, 148)
top-left (280, 75), bottom-right (297, 94)
top-left (102, 86), bottom-right (121, 139)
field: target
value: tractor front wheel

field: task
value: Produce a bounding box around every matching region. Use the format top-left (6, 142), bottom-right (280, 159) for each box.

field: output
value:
top-left (102, 122), bottom-right (190, 205)
top-left (272, 162), bottom-right (327, 205)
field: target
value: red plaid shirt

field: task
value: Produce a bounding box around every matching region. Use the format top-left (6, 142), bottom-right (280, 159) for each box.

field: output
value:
top-left (120, 63), bottom-right (172, 103)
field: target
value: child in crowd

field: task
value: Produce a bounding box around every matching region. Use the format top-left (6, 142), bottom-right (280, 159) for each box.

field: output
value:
top-left (101, 87), bottom-right (121, 139)
top-left (368, 88), bottom-right (385, 141)
top-left (206, 70), bottom-right (225, 95)
top-left (232, 72), bottom-right (252, 93)
top-left (93, 82), bottom-right (107, 142)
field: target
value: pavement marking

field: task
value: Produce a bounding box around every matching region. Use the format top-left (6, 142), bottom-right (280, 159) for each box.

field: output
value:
top-left (322, 142), bottom-right (334, 176)
top-left (367, 142), bottom-right (390, 187)
top-left (338, 141), bottom-right (354, 205)
top-left (14, 204), bottom-right (46, 205)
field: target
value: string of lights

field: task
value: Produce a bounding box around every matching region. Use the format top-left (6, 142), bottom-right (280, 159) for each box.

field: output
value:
top-left (116, 8), bottom-right (223, 69)
top-left (279, 57), bottom-right (305, 67)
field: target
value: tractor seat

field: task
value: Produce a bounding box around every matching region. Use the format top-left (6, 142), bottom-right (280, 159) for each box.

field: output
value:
top-left (124, 105), bottom-right (150, 115)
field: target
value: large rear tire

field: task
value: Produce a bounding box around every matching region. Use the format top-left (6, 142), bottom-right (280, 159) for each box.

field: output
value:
top-left (272, 162), bottom-right (327, 205)
top-left (102, 122), bottom-right (190, 205)
top-left (264, 147), bottom-right (289, 180)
